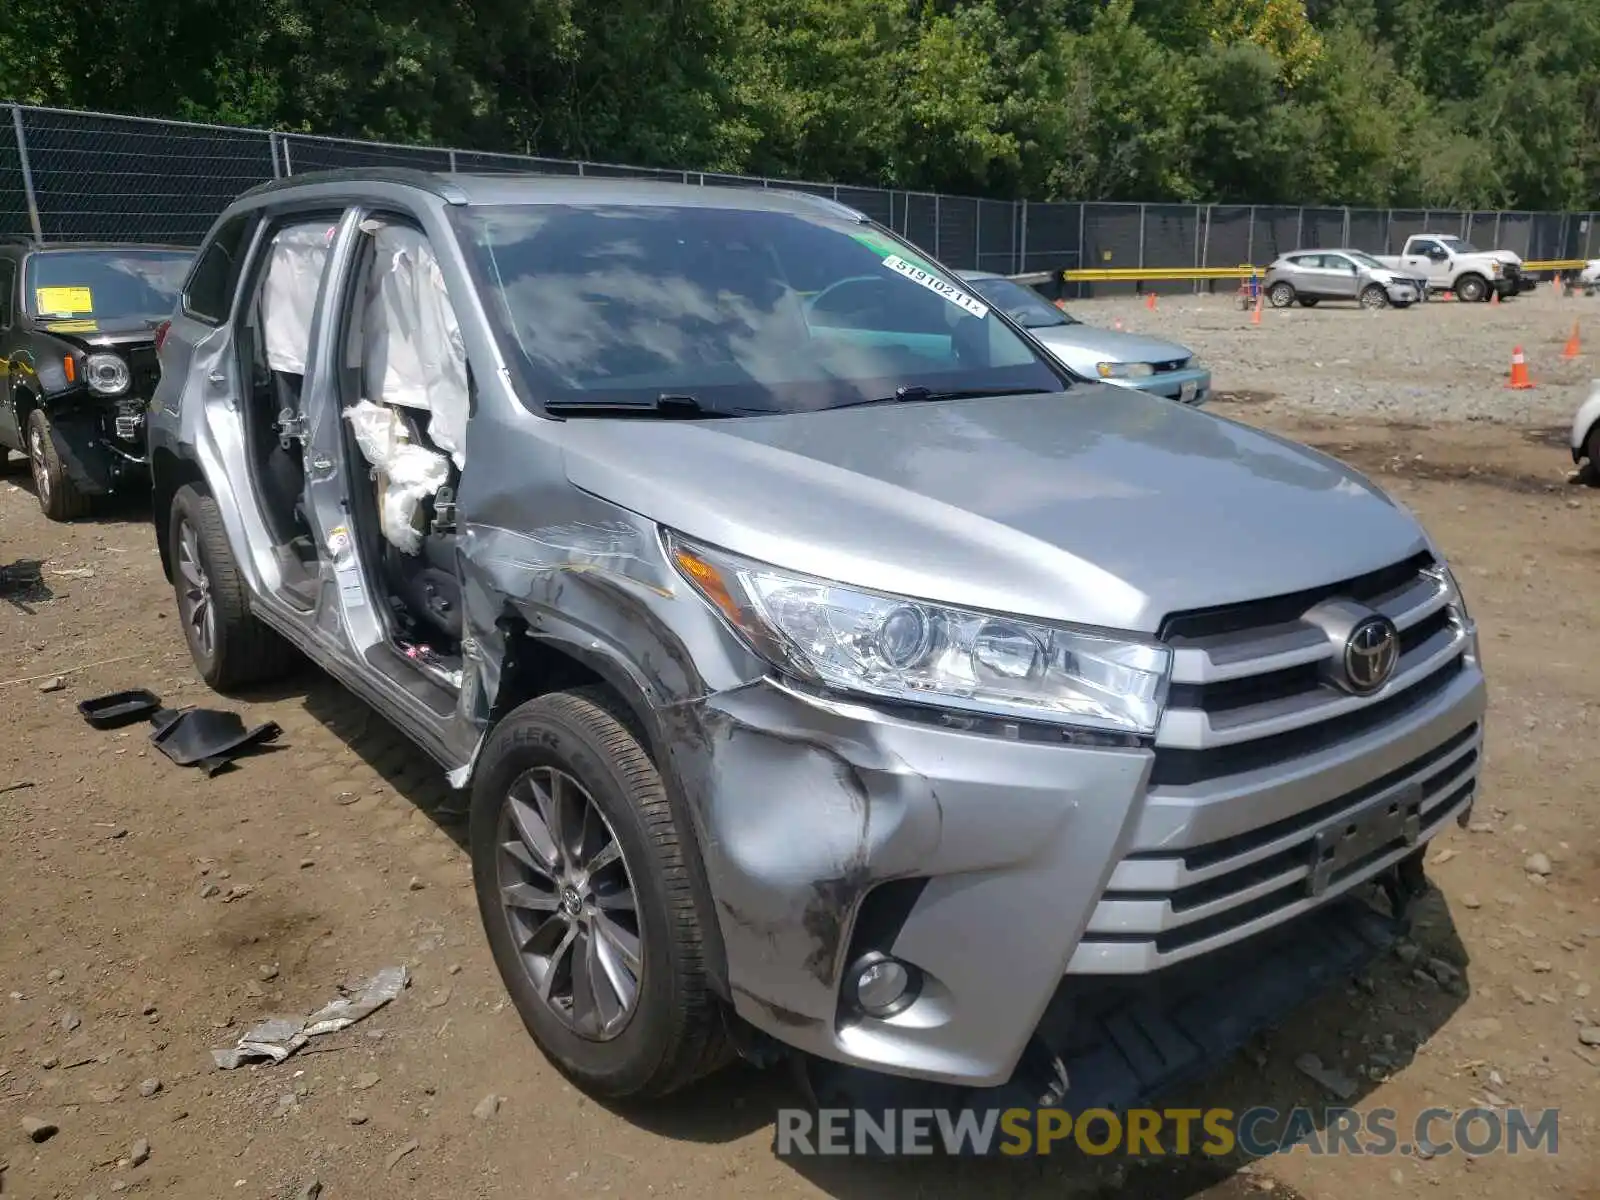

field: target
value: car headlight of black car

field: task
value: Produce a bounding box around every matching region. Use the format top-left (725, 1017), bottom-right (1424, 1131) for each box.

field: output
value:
top-left (85, 352), bottom-right (132, 397)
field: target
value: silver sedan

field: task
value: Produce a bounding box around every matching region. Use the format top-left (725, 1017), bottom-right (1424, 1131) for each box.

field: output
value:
top-left (959, 271), bottom-right (1211, 405)
top-left (1262, 249), bottom-right (1424, 310)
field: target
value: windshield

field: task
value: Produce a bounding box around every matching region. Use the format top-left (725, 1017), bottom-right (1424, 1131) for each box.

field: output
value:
top-left (961, 276), bottom-right (1077, 328)
top-left (1437, 237), bottom-right (1479, 254)
top-left (25, 249), bottom-right (191, 325)
top-left (452, 204), bottom-right (1064, 414)
top-left (1346, 251), bottom-right (1385, 269)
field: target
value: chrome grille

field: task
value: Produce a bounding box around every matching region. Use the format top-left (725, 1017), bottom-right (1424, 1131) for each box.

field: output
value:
top-left (1070, 551), bottom-right (1482, 974)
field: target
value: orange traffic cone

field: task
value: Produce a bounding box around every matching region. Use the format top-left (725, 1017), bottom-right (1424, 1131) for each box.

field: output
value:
top-left (1563, 321), bottom-right (1581, 360)
top-left (1506, 345), bottom-right (1534, 389)
top-left (1491, 290), bottom-right (1500, 306)
top-left (1114, 318), bottom-right (1124, 331)
top-left (1442, 290), bottom-right (1453, 301)
top-left (1145, 292), bottom-right (1157, 311)
top-left (1251, 294), bottom-right (1263, 326)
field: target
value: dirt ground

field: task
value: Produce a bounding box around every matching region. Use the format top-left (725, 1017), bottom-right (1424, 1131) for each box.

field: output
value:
top-left (3, 287), bottom-right (1599, 1200)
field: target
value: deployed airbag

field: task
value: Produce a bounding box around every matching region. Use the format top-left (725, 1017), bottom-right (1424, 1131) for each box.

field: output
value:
top-left (345, 400), bottom-right (452, 556)
top-left (361, 222), bottom-right (469, 469)
top-left (261, 222), bottom-right (337, 374)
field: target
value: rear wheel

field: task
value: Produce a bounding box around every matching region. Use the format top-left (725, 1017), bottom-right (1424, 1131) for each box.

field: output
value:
top-left (1456, 274), bottom-right (1488, 303)
top-left (471, 687), bottom-right (728, 1100)
top-left (26, 409), bottom-right (91, 521)
top-left (1360, 285), bottom-right (1390, 310)
top-left (1585, 424), bottom-right (1600, 487)
top-left (1268, 282), bottom-right (1296, 308)
top-left (168, 484), bottom-right (294, 690)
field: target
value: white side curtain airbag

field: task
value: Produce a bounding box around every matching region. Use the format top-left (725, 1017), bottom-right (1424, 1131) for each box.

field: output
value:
top-left (361, 223), bottom-right (469, 470)
top-left (261, 222), bottom-right (337, 374)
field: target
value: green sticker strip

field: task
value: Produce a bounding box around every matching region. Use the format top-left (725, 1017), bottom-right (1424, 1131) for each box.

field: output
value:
top-left (850, 230), bottom-right (935, 271)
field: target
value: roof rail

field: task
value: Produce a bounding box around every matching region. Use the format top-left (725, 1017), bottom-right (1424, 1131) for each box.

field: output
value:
top-left (238, 166), bottom-right (469, 206)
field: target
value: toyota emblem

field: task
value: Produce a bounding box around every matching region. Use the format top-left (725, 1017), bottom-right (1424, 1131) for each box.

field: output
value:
top-left (1343, 616), bottom-right (1400, 695)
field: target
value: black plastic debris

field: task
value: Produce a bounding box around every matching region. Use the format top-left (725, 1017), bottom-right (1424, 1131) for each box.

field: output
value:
top-left (78, 689), bottom-right (163, 730)
top-left (149, 708), bottom-right (282, 777)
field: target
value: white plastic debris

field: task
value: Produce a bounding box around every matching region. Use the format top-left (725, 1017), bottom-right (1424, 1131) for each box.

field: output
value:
top-left (344, 400), bottom-right (451, 555)
top-left (211, 965), bottom-right (409, 1070)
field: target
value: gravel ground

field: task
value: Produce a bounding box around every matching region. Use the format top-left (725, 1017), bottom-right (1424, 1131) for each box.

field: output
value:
top-left (1069, 284), bottom-right (1596, 427)
top-left (2, 296), bottom-right (1599, 1200)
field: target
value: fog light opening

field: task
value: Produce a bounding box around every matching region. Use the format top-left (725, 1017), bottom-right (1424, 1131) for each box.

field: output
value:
top-left (846, 951), bottom-right (921, 1019)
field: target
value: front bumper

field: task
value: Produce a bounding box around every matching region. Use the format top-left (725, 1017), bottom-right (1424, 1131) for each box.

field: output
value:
top-left (1107, 367), bottom-right (1211, 406)
top-left (1386, 280), bottom-right (1422, 304)
top-left (44, 401), bottom-right (150, 495)
top-left (698, 639), bottom-right (1486, 1089)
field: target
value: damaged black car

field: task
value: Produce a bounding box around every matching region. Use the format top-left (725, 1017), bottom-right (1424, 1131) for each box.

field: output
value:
top-left (0, 239), bottom-right (193, 520)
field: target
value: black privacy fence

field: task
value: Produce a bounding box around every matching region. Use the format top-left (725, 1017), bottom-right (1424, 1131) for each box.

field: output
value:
top-left (4, 104), bottom-right (1595, 297)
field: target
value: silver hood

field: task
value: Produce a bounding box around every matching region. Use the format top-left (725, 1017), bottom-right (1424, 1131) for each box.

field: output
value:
top-left (556, 388), bottom-right (1427, 634)
top-left (1025, 324), bottom-right (1193, 373)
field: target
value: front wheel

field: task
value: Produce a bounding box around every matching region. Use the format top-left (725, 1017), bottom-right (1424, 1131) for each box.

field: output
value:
top-left (1360, 285), bottom-right (1390, 310)
top-left (1267, 282), bottom-right (1296, 308)
top-left (168, 484), bottom-right (294, 690)
top-left (470, 687), bottom-right (728, 1100)
top-left (26, 408), bottom-right (91, 521)
top-left (1299, 298), bottom-right (1320, 308)
top-left (1456, 274), bottom-right (1488, 303)
top-left (1584, 424), bottom-right (1600, 487)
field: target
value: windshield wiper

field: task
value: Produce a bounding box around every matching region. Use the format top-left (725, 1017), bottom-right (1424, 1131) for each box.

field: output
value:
top-left (544, 393), bottom-right (744, 419)
top-left (828, 385), bottom-right (1055, 411)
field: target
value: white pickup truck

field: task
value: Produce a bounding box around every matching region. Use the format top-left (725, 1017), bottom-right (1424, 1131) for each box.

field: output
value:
top-left (1374, 234), bottom-right (1531, 302)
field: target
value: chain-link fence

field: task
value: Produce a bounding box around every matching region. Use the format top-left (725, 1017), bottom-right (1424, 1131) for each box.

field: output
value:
top-left (4, 103), bottom-right (1597, 295)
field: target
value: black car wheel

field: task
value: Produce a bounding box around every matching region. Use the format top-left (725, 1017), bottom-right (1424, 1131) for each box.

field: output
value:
top-left (1585, 424), bottom-right (1600, 487)
top-left (1360, 284), bottom-right (1390, 310)
top-left (1456, 274), bottom-right (1488, 303)
top-left (471, 687), bottom-right (727, 1100)
top-left (1268, 282), bottom-right (1296, 308)
top-left (168, 484), bottom-right (294, 690)
top-left (26, 409), bottom-right (91, 521)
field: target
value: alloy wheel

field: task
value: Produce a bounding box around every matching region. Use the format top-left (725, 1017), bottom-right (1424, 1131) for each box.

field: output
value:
top-left (175, 518), bottom-right (216, 661)
top-left (28, 424), bottom-right (49, 504)
top-left (497, 766), bottom-right (643, 1040)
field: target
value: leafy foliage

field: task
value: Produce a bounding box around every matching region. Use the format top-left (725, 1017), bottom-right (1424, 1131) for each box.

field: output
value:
top-left (3, 0), bottom-right (1595, 207)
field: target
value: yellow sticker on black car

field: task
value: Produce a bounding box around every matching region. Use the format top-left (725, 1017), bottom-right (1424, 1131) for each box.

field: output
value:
top-left (45, 319), bottom-right (99, 333)
top-left (35, 286), bottom-right (94, 315)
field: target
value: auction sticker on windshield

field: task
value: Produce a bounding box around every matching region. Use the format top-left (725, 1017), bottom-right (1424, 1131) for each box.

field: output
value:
top-left (35, 286), bottom-right (94, 316)
top-left (882, 255), bottom-right (990, 319)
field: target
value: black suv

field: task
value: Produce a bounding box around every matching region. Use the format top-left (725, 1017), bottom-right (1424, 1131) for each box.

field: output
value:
top-left (0, 239), bottom-right (193, 519)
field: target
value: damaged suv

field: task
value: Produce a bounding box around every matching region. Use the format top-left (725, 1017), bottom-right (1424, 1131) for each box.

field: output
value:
top-left (149, 169), bottom-right (1486, 1116)
top-left (1, 239), bottom-right (192, 519)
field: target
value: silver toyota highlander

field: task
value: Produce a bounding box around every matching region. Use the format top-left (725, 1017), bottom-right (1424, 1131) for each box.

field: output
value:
top-left (147, 169), bottom-right (1486, 1118)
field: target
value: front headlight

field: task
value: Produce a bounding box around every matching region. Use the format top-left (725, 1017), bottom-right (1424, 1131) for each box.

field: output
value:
top-left (666, 532), bottom-right (1172, 735)
top-left (1490, 263), bottom-right (1503, 277)
top-left (84, 352), bottom-right (131, 396)
top-left (1097, 361), bottom-right (1155, 379)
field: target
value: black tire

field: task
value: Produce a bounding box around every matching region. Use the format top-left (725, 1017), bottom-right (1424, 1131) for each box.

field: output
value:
top-left (471, 686), bottom-right (728, 1100)
top-left (1585, 424), bottom-right (1600, 487)
top-left (26, 408), bottom-right (91, 521)
top-left (1360, 285), bottom-right (1390, 310)
top-left (1267, 282), bottom-right (1296, 308)
top-left (1456, 274), bottom-right (1487, 303)
top-left (1299, 298), bottom-right (1320, 308)
top-left (1392, 301), bottom-right (1413, 309)
top-left (167, 484), bottom-right (294, 690)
